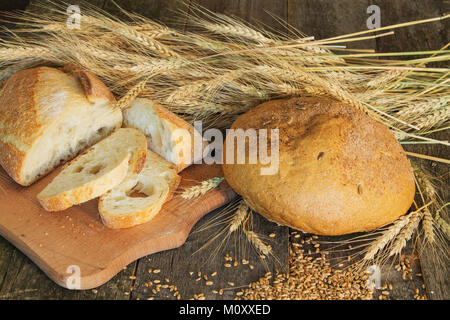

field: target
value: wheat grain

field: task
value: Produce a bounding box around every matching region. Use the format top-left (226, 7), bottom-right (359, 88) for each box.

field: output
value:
top-left (240, 239), bottom-right (373, 300)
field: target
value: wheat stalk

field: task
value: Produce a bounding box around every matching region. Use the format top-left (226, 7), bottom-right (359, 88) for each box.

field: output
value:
top-left (413, 164), bottom-right (437, 199)
top-left (414, 107), bottom-right (450, 130)
top-left (181, 177), bottom-right (224, 200)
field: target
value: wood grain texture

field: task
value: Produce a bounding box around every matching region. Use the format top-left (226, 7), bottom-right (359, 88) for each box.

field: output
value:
top-left (102, 0), bottom-right (189, 28)
top-left (288, 0), bottom-right (375, 49)
top-left (189, 0), bottom-right (288, 34)
top-left (0, 163), bottom-right (237, 290)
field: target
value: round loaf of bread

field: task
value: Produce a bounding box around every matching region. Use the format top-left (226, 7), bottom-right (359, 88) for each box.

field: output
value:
top-left (223, 97), bottom-right (415, 235)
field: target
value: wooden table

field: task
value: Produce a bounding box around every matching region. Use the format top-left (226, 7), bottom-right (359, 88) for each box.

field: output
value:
top-left (0, 0), bottom-right (448, 300)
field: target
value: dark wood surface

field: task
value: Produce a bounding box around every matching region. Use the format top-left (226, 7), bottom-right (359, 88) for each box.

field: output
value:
top-left (0, 0), bottom-right (448, 300)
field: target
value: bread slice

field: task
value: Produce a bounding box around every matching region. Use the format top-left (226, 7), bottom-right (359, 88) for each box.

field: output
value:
top-left (0, 65), bottom-right (123, 186)
top-left (37, 128), bottom-right (147, 212)
top-left (98, 149), bottom-right (181, 229)
top-left (123, 98), bottom-right (203, 172)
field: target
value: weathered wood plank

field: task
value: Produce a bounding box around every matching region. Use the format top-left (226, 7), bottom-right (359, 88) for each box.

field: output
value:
top-left (189, 0), bottom-right (288, 34)
top-left (287, 0), bottom-right (376, 49)
top-left (102, 0), bottom-right (189, 29)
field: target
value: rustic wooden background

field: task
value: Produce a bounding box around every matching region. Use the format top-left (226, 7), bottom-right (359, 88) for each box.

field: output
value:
top-left (0, 0), bottom-right (448, 300)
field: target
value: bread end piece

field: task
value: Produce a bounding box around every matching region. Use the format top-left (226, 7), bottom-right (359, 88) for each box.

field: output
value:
top-left (123, 98), bottom-right (205, 173)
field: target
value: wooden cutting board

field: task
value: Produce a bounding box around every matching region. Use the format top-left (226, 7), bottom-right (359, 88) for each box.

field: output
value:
top-left (0, 164), bottom-right (237, 290)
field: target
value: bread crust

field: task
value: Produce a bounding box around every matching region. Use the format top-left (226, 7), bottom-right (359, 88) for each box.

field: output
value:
top-left (0, 65), bottom-right (118, 186)
top-left (61, 64), bottom-right (116, 104)
top-left (124, 99), bottom-right (205, 173)
top-left (98, 174), bottom-right (181, 229)
top-left (223, 97), bottom-right (416, 235)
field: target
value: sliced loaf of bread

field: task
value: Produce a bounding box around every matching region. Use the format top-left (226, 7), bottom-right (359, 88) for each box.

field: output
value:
top-left (123, 98), bottom-right (203, 172)
top-left (0, 65), bottom-right (122, 186)
top-left (37, 128), bottom-right (147, 212)
top-left (98, 149), bottom-right (181, 229)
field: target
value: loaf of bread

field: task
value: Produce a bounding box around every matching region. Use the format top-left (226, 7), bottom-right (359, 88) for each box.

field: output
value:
top-left (37, 128), bottom-right (147, 212)
top-left (98, 149), bottom-right (181, 229)
top-left (223, 97), bottom-right (416, 235)
top-left (123, 98), bottom-right (202, 172)
top-left (0, 65), bottom-right (122, 186)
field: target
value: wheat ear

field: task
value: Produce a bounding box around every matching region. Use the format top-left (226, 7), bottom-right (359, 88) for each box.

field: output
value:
top-left (435, 203), bottom-right (450, 238)
top-left (229, 202), bottom-right (249, 234)
top-left (83, 16), bottom-right (179, 58)
top-left (389, 209), bottom-right (424, 257)
top-left (181, 177), bottom-right (224, 200)
top-left (363, 212), bottom-right (415, 261)
top-left (0, 47), bottom-right (53, 61)
top-left (116, 79), bottom-right (149, 110)
top-left (422, 208), bottom-right (435, 244)
top-left (244, 229), bottom-right (272, 256)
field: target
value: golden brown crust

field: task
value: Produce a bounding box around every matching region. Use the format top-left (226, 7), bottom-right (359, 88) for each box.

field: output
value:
top-left (223, 97), bottom-right (416, 235)
top-left (61, 64), bottom-right (116, 104)
top-left (0, 67), bottom-right (42, 185)
top-left (153, 102), bottom-right (203, 173)
top-left (154, 103), bottom-right (195, 134)
top-left (37, 191), bottom-right (80, 212)
top-left (0, 141), bottom-right (26, 185)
